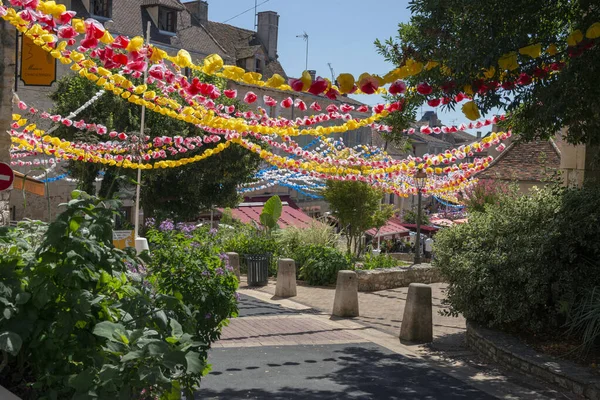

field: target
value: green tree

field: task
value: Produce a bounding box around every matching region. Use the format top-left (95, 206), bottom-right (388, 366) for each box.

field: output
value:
top-left (323, 180), bottom-right (392, 257)
top-left (49, 75), bottom-right (260, 221)
top-left (375, 0), bottom-right (600, 145)
top-left (402, 209), bottom-right (430, 225)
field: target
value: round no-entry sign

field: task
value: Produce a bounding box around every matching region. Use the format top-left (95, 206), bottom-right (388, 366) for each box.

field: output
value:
top-left (0, 162), bottom-right (15, 191)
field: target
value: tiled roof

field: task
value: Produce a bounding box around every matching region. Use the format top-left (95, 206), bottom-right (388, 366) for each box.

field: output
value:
top-left (366, 218), bottom-right (410, 238)
top-left (237, 45), bottom-right (263, 60)
top-left (478, 139), bottom-right (561, 181)
top-left (226, 204), bottom-right (318, 229)
top-left (141, 0), bottom-right (186, 11)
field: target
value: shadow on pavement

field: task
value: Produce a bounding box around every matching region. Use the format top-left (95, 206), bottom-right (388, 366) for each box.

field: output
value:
top-left (196, 344), bottom-right (498, 399)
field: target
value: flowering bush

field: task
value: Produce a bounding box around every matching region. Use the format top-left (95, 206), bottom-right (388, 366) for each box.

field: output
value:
top-left (462, 179), bottom-right (513, 213)
top-left (361, 253), bottom-right (401, 270)
top-left (145, 222), bottom-right (239, 347)
top-left (0, 192), bottom-right (229, 399)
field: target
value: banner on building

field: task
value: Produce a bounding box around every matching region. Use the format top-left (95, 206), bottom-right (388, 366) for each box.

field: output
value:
top-left (20, 35), bottom-right (57, 86)
top-left (113, 230), bottom-right (135, 250)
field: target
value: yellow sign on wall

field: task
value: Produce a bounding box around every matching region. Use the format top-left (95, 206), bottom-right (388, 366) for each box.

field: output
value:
top-left (113, 230), bottom-right (135, 250)
top-left (20, 35), bottom-right (56, 86)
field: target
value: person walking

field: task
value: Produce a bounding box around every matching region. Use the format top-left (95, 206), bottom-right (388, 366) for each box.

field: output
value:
top-left (424, 235), bottom-right (434, 261)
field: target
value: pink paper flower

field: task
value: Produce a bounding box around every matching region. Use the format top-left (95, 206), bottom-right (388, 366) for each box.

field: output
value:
top-left (281, 97), bottom-right (293, 108)
top-left (263, 95), bottom-right (277, 107)
top-left (416, 83), bottom-right (433, 95)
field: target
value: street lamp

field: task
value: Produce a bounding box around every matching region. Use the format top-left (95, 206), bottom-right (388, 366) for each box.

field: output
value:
top-left (413, 169), bottom-right (427, 265)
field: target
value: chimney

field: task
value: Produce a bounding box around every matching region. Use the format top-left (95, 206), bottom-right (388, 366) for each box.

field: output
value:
top-left (476, 131), bottom-right (482, 139)
top-left (257, 11), bottom-right (279, 60)
top-left (308, 70), bottom-right (316, 81)
top-left (188, 0), bottom-right (208, 26)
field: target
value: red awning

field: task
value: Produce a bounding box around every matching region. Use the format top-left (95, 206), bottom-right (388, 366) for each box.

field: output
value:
top-left (366, 217), bottom-right (410, 238)
top-left (226, 203), bottom-right (318, 229)
top-left (400, 223), bottom-right (439, 233)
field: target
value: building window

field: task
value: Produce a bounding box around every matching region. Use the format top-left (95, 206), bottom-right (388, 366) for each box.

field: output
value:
top-left (158, 7), bottom-right (177, 33)
top-left (255, 58), bottom-right (263, 74)
top-left (389, 193), bottom-right (395, 205)
top-left (91, 0), bottom-right (111, 18)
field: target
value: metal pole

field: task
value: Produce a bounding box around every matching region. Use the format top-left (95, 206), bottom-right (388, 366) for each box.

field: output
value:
top-left (134, 21), bottom-right (151, 239)
top-left (305, 35), bottom-right (309, 71)
top-left (414, 190), bottom-right (422, 265)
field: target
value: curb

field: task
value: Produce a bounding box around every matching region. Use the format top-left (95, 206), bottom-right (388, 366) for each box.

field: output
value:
top-left (467, 320), bottom-right (600, 399)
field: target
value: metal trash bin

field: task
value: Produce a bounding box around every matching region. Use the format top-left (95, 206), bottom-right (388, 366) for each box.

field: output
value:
top-left (245, 253), bottom-right (270, 286)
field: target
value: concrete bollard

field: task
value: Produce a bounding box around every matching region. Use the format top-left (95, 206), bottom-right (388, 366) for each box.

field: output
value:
top-left (226, 252), bottom-right (241, 281)
top-left (275, 258), bottom-right (297, 298)
top-left (332, 270), bottom-right (359, 317)
top-left (399, 283), bottom-right (433, 343)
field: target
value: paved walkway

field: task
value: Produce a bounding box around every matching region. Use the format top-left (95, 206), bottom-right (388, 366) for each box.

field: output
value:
top-left (196, 284), bottom-right (566, 399)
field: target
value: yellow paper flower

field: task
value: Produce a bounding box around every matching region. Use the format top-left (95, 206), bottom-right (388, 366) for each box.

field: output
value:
top-left (100, 30), bottom-right (114, 45)
top-left (221, 65), bottom-right (245, 80)
top-left (175, 49), bottom-right (193, 67)
top-left (126, 36), bottom-right (144, 52)
top-left (567, 30), bottom-right (583, 46)
top-left (463, 85), bottom-right (474, 96)
top-left (265, 73), bottom-right (285, 88)
top-left (518, 43), bottom-right (541, 58)
top-left (461, 101), bottom-right (481, 121)
top-left (482, 66), bottom-right (496, 79)
top-left (546, 43), bottom-right (558, 56)
top-left (203, 54), bottom-right (224, 75)
top-left (586, 22), bottom-right (600, 39)
top-left (300, 70), bottom-right (312, 90)
top-left (336, 73), bottom-right (355, 93)
top-left (425, 61), bottom-right (439, 71)
top-left (498, 52), bottom-right (518, 71)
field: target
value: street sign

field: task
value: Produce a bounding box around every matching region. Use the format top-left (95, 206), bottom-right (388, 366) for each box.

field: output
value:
top-left (0, 163), bottom-right (14, 191)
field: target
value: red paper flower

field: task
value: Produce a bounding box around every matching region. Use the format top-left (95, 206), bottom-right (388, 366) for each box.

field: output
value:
top-left (295, 99), bottom-right (307, 111)
top-left (288, 78), bottom-right (305, 92)
top-left (148, 64), bottom-right (165, 80)
top-left (388, 80), bottom-right (407, 95)
top-left (326, 104), bottom-right (339, 113)
top-left (223, 89), bottom-right (237, 99)
top-left (442, 97), bottom-right (452, 105)
top-left (501, 81), bottom-right (515, 90)
top-left (416, 82), bottom-right (432, 95)
top-left (373, 104), bottom-right (385, 114)
top-left (356, 105), bottom-right (369, 113)
top-left (358, 75), bottom-right (379, 94)
top-left (325, 87), bottom-right (339, 100)
top-left (308, 77), bottom-right (328, 95)
top-left (427, 98), bottom-right (441, 107)
top-left (281, 97), bottom-right (293, 108)
top-left (310, 102), bottom-right (322, 112)
top-left (57, 25), bottom-right (77, 39)
top-left (516, 73), bottom-right (532, 86)
top-left (112, 36), bottom-right (130, 49)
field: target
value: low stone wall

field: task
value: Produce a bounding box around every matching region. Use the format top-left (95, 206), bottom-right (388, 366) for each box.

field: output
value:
top-left (387, 253), bottom-right (414, 262)
top-left (355, 265), bottom-right (443, 292)
top-left (467, 321), bottom-right (600, 399)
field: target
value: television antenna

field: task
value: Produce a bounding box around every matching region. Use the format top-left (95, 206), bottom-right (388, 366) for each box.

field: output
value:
top-left (296, 31), bottom-right (309, 71)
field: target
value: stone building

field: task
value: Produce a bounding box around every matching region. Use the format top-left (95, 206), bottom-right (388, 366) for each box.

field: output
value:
top-left (9, 0), bottom-right (373, 222)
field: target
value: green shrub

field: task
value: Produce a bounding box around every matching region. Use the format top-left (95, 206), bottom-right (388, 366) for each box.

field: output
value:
top-left (361, 253), bottom-right (401, 270)
top-left (221, 224), bottom-right (278, 274)
top-left (435, 185), bottom-right (600, 335)
top-left (296, 245), bottom-right (351, 286)
top-left (0, 192), bottom-right (234, 399)
top-left (275, 222), bottom-right (339, 258)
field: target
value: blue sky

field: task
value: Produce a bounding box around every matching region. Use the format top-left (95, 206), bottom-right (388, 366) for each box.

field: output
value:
top-left (193, 0), bottom-right (478, 129)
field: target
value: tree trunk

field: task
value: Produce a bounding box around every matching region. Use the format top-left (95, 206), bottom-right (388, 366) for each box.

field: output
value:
top-left (0, 21), bottom-right (16, 226)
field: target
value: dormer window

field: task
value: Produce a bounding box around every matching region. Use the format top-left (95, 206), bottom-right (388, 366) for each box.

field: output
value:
top-left (158, 7), bottom-right (177, 33)
top-left (91, 0), bottom-right (111, 18)
top-left (255, 58), bottom-right (263, 75)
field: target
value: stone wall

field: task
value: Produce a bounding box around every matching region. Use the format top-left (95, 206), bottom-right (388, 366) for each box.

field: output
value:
top-left (388, 253), bottom-right (416, 262)
top-left (0, 20), bottom-right (16, 226)
top-left (355, 265), bottom-right (443, 292)
top-left (466, 321), bottom-right (600, 399)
